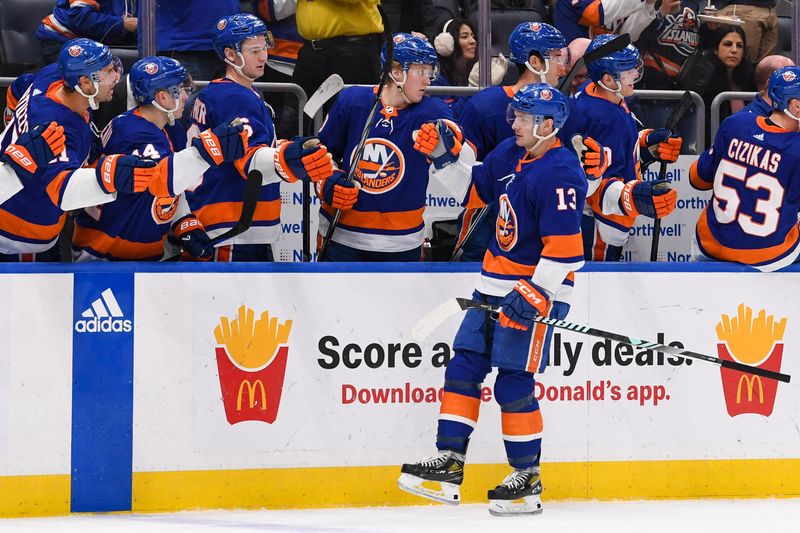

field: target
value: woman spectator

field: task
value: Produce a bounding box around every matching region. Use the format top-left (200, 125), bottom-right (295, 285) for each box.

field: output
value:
top-left (699, 25), bottom-right (756, 138)
top-left (431, 18), bottom-right (478, 118)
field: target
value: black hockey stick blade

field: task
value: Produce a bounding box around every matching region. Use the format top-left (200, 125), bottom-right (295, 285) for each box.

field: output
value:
top-left (209, 168), bottom-right (263, 247)
top-left (558, 33), bottom-right (631, 94)
top-left (414, 299), bottom-right (791, 383)
top-left (666, 90), bottom-right (694, 132)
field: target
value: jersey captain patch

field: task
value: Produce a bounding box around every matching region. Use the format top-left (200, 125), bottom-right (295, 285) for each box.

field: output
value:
top-left (353, 138), bottom-right (406, 194)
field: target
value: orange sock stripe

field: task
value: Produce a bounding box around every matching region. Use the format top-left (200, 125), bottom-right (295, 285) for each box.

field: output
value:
top-left (440, 391), bottom-right (480, 423)
top-left (501, 410), bottom-right (543, 438)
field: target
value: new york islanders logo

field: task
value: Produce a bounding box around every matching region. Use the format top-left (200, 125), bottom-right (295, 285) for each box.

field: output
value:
top-left (144, 62), bottom-right (159, 75)
top-left (393, 34), bottom-right (407, 44)
top-left (540, 89), bottom-right (553, 101)
top-left (151, 195), bottom-right (179, 224)
top-left (529, 22), bottom-right (542, 32)
top-left (782, 70), bottom-right (797, 82)
top-left (496, 194), bottom-right (518, 251)
top-left (217, 19), bottom-right (227, 30)
top-left (352, 138), bottom-right (405, 194)
top-left (68, 45), bottom-right (82, 57)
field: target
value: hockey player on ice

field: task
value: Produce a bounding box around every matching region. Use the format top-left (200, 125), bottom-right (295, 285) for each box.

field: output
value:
top-left (399, 84), bottom-right (589, 516)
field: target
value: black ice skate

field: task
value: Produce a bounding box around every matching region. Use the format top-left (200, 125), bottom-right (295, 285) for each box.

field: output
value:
top-left (398, 450), bottom-right (464, 505)
top-left (487, 467), bottom-right (543, 516)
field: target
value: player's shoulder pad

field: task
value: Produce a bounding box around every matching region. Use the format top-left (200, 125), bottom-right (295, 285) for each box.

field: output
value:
top-left (534, 146), bottom-right (588, 192)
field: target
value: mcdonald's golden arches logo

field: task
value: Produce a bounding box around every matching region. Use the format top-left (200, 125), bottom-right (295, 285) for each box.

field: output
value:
top-left (716, 304), bottom-right (786, 417)
top-left (213, 305), bottom-right (292, 425)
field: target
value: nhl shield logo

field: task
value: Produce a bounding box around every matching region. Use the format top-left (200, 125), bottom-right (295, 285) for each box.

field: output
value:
top-left (217, 19), bottom-right (227, 30)
top-left (530, 22), bottom-right (542, 32)
top-left (540, 89), bottom-right (553, 101)
top-left (145, 62), bottom-right (159, 75)
top-left (782, 70), bottom-right (797, 82)
top-left (68, 45), bottom-right (83, 57)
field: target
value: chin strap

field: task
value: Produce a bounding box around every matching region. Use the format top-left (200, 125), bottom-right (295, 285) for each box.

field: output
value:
top-left (784, 107), bottom-right (800, 131)
top-left (524, 58), bottom-right (550, 83)
top-left (529, 123), bottom-right (559, 153)
top-left (153, 99), bottom-right (180, 126)
top-left (75, 81), bottom-right (101, 110)
top-left (225, 52), bottom-right (257, 82)
top-left (389, 70), bottom-right (414, 105)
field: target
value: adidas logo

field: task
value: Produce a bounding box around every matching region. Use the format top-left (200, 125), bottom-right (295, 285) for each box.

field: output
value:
top-left (754, 133), bottom-right (764, 141)
top-left (74, 288), bottom-right (132, 333)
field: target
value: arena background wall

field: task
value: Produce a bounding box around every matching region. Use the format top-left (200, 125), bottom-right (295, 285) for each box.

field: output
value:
top-left (0, 262), bottom-right (798, 517)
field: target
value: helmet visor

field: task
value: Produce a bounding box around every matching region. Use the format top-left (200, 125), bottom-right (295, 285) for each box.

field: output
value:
top-left (618, 58), bottom-right (643, 86)
top-left (548, 47), bottom-right (570, 67)
top-left (406, 63), bottom-right (439, 81)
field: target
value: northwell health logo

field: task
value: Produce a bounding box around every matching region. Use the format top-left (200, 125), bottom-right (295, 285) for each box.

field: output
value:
top-left (74, 288), bottom-right (132, 333)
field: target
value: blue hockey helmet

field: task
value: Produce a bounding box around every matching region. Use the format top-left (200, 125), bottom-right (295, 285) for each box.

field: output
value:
top-left (508, 22), bottom-right (566, 65)
top-left (768, 66), bottom-right (800, 112)
top-left (507, 83), bottom-right (569, 130)
top-left (212, 13), bottom-right (272, 60)
top-left (585, 34), bottom-right (641, 83)
top-left (58, 38), bottom-right (114, 87)
top-left (381, 33), bottom-right (438, 74)
top-left (129, 56), bottom-right (190, 105)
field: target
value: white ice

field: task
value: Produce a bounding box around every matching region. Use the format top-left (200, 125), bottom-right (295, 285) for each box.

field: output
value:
top-left (1, 499), bottom-right (799, 533)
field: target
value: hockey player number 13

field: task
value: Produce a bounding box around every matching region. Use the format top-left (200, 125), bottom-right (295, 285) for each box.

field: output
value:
top-left (556, 187), bottom-right (577, 211)
top-left (713, 159), bottom-right (784, 237)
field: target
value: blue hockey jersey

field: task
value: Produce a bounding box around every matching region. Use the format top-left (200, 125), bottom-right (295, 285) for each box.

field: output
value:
top-left (0, 82), bottom-right (93, 253)
top-left (72, 109), bottom-right (187, 260)
top-left (36, 0), bottom-right (129, 45)
top-left (463, 137), bottom-right (587, 299)
top-left (690, 112), bottom-right (800, 271)
top-left (317, 86), bottom-right (454, 252)
top-left (185, 77), bottom-right (279, 244)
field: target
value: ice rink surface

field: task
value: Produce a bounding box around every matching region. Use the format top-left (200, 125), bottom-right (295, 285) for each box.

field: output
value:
top-left (1, 499), bottom-right (799, 533)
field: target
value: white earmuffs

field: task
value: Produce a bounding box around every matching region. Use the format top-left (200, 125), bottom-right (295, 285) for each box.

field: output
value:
top-left (434, 19), bottom-right (454, 57)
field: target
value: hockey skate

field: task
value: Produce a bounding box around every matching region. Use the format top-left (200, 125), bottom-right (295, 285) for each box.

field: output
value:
top-left (487, 467), bottom-right (543, 516)
top-left (398, 450), bottom-right (464, 505)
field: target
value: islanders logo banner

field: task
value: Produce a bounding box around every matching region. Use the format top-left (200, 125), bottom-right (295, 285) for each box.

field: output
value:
top-left (716, 304), bottom-right (786, 417)
top-left (214, 305), bottom-right (292, 425)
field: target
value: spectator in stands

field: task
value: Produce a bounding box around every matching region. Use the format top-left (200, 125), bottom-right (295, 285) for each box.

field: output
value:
top-left (555, 0), bottom-right (666, 43)
top-left (37, 0), bottom-right (138, 65)
top-left (382, 0), bottom-right (441, 42)
top-left (143, 0), bottom-right (239, 82)
top-left (432, 18), bottom-right (484, 118)
top-left (291, 0), bottom-right (383, 122)
top-left (699, 25), bottom-right (756, 137)
top-left (711, 0), bottom-right (777, 64)
top-left (566, 37), bottom-right (590, 95)
top-left (742, 54), bottom-right (795, 115)
top-left (253, 1), bottom-right (304, 139)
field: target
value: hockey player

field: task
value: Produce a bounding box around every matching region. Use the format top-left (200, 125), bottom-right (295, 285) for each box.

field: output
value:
top-left (560, 34), bottom-right (680, 261)
top-left (689, 66), bottom-right (800, 271)
top-left (72, 56), bottom-right (243, 261)
top-left (316, 33), bottom-right (475, 262)
top-left (455, 22), bottom-right (597, 261)
top-left (186, 13), bottom-right (334, 261)
top-left (554, 0), bottom-right (663, 43)
top-left (0, 38), bottom-right (163, 261)
top-left (399, 84), bottom-right (589, 516)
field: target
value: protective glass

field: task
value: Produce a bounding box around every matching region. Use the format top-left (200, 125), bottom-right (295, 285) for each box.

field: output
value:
top-left (406, 63), bottom-right (439, 81)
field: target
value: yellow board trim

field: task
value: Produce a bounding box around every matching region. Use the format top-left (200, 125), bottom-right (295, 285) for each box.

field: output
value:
top-left (0, 474), bottom-right (70, 517)
top-left (132, 458), bottom-right (800, 513)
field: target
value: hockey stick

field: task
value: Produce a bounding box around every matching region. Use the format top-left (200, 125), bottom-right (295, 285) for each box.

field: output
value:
top-left (449, 34), bottom-right (633, 262)
top-left (316, 6), bottom-right (393, 262)
top-left (412, 298), bottom-right (791, 383)
top-left (650, 90), bottom-right (693, 261)
top-left (299, 75), bottom-right (345, 262)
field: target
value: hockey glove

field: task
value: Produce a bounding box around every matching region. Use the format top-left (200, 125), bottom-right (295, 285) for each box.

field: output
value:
top-left (95, 154), bottom-right (159, 194)
top-left (171, 215), bottom-right (214, 260)
top-left (413, 119), bottom-right (463, 170)
top-left (571, 135), bottom-right (609, 179)
top-left (1, 121), bottom-right (65, 178)
top-left (498, 279), bottom-right (551, 331)
top-left (274, 136), bottom-right (334, 183)
top-left (191, 119), bottom-right (248, 167)
top-left (619, 179), bottom-right (677, 218)
top-left (318, 169), bottom-right (359, 210)
top-left (639, 128), bottom-right (682, 164)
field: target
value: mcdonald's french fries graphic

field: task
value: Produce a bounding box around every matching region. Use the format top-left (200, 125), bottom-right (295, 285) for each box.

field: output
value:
top-left (214, 305), bottom-right (292, 425)
top-left (716, 304), bottom-right (787, 418)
